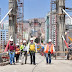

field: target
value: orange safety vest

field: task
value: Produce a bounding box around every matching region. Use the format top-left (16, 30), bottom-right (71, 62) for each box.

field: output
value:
top-left (16, 48), bottom-right (20, 54)
top-left (45, 44), bottom-right (54, 54)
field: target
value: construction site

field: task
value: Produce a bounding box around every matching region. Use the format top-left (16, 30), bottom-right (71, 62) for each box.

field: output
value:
top-left (0, 0), bottom-right (72, 72)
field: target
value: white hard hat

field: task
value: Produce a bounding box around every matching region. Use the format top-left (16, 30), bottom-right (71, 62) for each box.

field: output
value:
top-left (48, 39), bottom-right (52, 42)
top-left (16, 43), bottom-right (19, 46)
top-left (30, 38), bottom-right (33, 41)
top-left (23, 40), bottom-right (26, 43)
top-left (10, 39), bottom-right (13, 41)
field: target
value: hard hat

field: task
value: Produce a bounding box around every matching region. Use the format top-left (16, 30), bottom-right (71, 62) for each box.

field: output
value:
top-left (16, 43), bottom-right (19, 46)
top-left (10, 39), bottom-right (13, 41)
top-left (20, 40), bottom-right (22, 42)
top-left (23, 40), bottom-right (26, 43)
top-left (30, 38), bottom-right (33, 41)
top-left (48, 39), bottom-right (52, 42)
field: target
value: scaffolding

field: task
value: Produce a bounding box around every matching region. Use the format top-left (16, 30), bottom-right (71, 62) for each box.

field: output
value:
top-left (50, 0), bottom-right (57, 48)
top-left (17, 0), bottom-right (24, 43)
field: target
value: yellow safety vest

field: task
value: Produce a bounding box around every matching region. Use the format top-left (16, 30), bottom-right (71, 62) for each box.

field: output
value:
top-left (29, 43), bottom-right (35, 51)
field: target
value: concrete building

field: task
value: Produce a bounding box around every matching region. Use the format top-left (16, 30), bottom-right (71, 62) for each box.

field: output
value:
top-left (0, 20), bottom-right (9, 30)
top-left (45, 15), bottom-right (49, 43)
top-left (45, 11), bottom-right (72, 47)
top-left (45, 10), bottom-right (57, 47)
top-left (28, 18), bottom-right (45, 40)
top-left (65, 16), bottom-right (72, 25)
top-left (3, 20), bottom-right (9, 30)
top-left (23, 20), bottom-right (30, 40)
top-left (0, 30), bottom-right (9, 49)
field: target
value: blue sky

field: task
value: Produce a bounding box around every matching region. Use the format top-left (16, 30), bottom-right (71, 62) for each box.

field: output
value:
top-left (24, 0), bottom-right (50, 19)
top-left (0, 0), bottom-right (72, 21)
top-left (0, 0), bottom-right (50, 21)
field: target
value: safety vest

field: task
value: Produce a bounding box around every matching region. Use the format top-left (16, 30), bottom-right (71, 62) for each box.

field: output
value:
top-left (16, 48), bottom-right (20, 54)
top-left (29, 43), bottom-right (35, 51)
top-left (45, 44), bottom-right (54, 54)
top-left (20, 45), bottom-right (24, 51)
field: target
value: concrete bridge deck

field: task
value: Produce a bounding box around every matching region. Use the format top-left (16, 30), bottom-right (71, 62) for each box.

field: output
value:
top-left (0, 53), bottom-right (72, 72)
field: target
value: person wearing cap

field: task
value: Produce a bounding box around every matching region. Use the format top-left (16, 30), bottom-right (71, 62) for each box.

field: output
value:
top-left (44, 39), bottom-right (55, 64)
top-left (27, 38), bottom-right (37, 65)
top-left (20, 40), bottom-right (27, 65)
top-left (15, 43), bottom-right (20, 63)
top-left (8, 39), bottom-right (16, 65)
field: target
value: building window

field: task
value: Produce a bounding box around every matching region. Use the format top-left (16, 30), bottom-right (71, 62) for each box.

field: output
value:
top-left (3, 33), bottom-right (5, 34)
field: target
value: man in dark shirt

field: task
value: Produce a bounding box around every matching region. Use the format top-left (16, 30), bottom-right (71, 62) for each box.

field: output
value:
top-left (8, 39), bottom-right (16, 65)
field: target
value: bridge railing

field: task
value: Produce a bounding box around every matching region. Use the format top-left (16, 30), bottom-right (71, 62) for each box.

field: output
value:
top-left (0, 52), bottom-right (9, 63)
top-left (54, 51), bottom-right (72, 60)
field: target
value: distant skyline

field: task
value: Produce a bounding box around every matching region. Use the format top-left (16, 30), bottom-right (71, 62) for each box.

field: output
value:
top-left (0, 0), bottom-right (72, 21)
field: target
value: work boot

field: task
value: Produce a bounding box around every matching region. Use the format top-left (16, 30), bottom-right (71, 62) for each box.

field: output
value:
top-left (33, 63), bottom-right (36, 65)
top-left (21, 63), bottom-right (23, 65)
top-left (16, 61), bottom-right (19, 63)
top-left (10, 64), bottom-right (12, 65)
top-left (25, 60), bottom-right (26, 64)
top-left (13, 63), bottom-right (15, 65)
top-left (30, 62), bottom-right (32, 64)
top-left (25, 62), bottom-right (26, 64)
top-left (49, 63), bottom-right (51, 64)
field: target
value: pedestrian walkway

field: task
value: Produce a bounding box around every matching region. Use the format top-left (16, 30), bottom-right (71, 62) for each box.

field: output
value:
top-left (0, 53), bottom-right (72, 72)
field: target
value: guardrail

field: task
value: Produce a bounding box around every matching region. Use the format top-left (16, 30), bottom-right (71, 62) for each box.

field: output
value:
top-left (55, 51), bottom-right (72, 60)
top-left (55, 51), bottom-right (68, 60)
top-left (0, 52), bottom-right (8, 56)
top-left (0, 52), bottom-right (9, 63)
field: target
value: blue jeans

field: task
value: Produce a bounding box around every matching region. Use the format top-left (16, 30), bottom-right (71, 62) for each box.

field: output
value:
top-left (46, 53), bottom-right (51, 64)
top-left (9, 51), bottom-right (15, 64)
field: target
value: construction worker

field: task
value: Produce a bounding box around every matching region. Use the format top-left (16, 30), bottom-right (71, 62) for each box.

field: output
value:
top-left (44, 39), bottom-right (55, 64)
top-left (40, 41), bottom-right (45, 56)
top-left (27, 38), bottom-right (37, 65)
top-left (7, 39), bottom-right (16, 65)
top-left (67, 41), bottom-right (72, 60)
top-left (20, 40), bottom-right (27, 65)
top-left (15, 43), bottom-right (20, 63)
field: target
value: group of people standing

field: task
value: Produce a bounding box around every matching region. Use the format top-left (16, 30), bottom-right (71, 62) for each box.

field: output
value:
top-left (7, 38), bottom-right (55, 65)
top-left (7, 38), bottom-right (37, 65)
